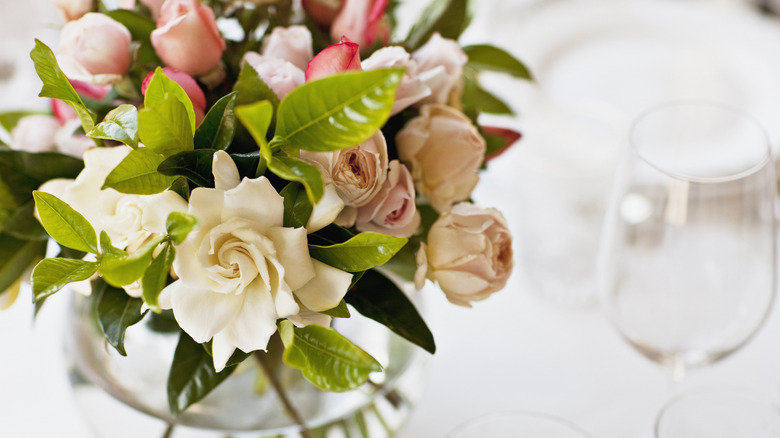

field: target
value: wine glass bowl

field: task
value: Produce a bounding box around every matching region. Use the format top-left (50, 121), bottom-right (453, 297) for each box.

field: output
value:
top-left (598, 101), bottom-right (776, 379)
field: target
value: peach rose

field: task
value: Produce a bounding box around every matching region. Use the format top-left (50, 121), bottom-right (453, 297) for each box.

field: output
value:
top-left (151, 0), bottom-right (226, 76)
top-left (416, 203), bottom-right (513, 307)
top-left (412, 33), bottom-right (467, 105)
top-left (261, 26), bottom-right (313, 71)
top-left (57, 13), bottom-right (132, 85)
top-left (52, 0), bottom-right (92, 21)
top-left (356, 160), bottom-right (419, 238)
top-left (242, 52), bottom-right (305, 100)
top-left (395, 104), bottom-right (486, 213)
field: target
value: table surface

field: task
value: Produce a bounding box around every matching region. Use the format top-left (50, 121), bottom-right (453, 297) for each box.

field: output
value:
top-left (4, 1), bottom-right (780, 437)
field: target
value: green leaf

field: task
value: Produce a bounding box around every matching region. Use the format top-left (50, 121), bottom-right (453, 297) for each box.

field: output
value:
top-left (309, 232), bottom-right (407, 272)
top-left (346, 270), bottom-right (435, 354)
top-left (30, 39), bottom-right (96, 133)
top-left (306, 223), bottom-right (355, 247)
top-left (104, 9), bottom-right (155, 42)
top-left (321, 299), bottom-right (350, 318)
top-left (138, 97), bottom-right (194, 157)
top-left (405, 0), bottom-right (473, 51)
top-left (144, 67), bottom-right (196, 133)
top-left (103, 147), bottom-right (178, 194)
top-left (268, 155), bottom-right (324, 204)
top-left (31, 258), bottom-right (98, 303)
top-left (157, 149), bottom-right (216, 187)
top-left (95, 278), bottom-right (147, 356)
top-left (0, 234), bottom-right (46, 294)
top-left (463, 44), bottom-right (533, 80)
top-left (279, 320), bottom-right (382, 392)
top-left (33, 191), bottom-right (98, 254)
top-left (88, 104), bottom-right (139, 148)
top-left (194, 92), bottom-right (238, 151)
top-left (3, 201), bottom-right (48, 241)
top-left (280, 182), bottom-right (313, 229)
top-left (99, 233), bottom-right (164, 287)
top-left (166, 211), bottom-right (199, 245)
top-left (235, 101), bottom-right (274, 160)
top-left (234, 63), bottom-right (280, 108)
top-left (0, 111), bottom-right (48, 133)
top-left (141, 243), bottom-right (174, 312)
top-left (168, 331), bottom-right (239, 415)
top-left (0, 148), bottom-right (83, 205)
top-left (274, 69), bottom-right (402, 152)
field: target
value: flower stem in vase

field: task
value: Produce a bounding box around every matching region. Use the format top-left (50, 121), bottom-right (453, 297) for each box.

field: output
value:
top-left (253, 350), bottom-right (313, 438)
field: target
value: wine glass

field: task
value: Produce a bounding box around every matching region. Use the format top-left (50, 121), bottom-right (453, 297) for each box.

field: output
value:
top-left (655, 387), bottom-right (780, 437)
top-left (446, 411), bottom-right (593, 438)
top-left (598, 101), bottom-right (776, 382)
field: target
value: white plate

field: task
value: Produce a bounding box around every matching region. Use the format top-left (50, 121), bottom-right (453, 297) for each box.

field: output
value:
top-left (479, 0), bottom-right (780, 150)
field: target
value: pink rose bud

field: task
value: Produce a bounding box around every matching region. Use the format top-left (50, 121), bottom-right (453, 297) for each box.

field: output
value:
top-left (261, 26), bottom-right (314, 71)
top-left (142, 67), bottom-right (207, 123)
top-left (52, 80), bottom-right (110, 124)
top-left (356, 160), bottom-right (420, 238)
top-left (242, 52), bottom-right (305, 100)
top-left (151, 0), bottom-right (226, 77)
top-left (330, 0), bottom-right (389, 50)
top-left (52, 0), bottom-right (93, 21)
top-left (305, 36), bottom-right (361, 82)
top-left (302, 0), bottom-right (343, 27)
top-left (57, 13), bottom-right (132, 85)
top-left (421, 203), bottom-right (513, 307)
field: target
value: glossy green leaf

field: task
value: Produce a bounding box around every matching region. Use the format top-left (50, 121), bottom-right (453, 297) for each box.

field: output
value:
top-left (463, 44), bottom-right (533, 80)
top-left (194, 92), bottom-right (238, 151)
top-left (346, 270), bottom-right (435, 354)
top-left (274, 69), bottom-right (402, 152)
top-left (405, 0), bottom-right (473, 51)
top-left (0, 148), bottom-right (84, 205)
top-left (308, 232), bottom-right (407, 272)
top-left (157, 149), bottom-right (216, 187)
top-left (268, 155), bottom-right (324, 204)
top-left (31, 258), bottom-right (98, 303)
top-left (99, 233), bottom-right (164, 287)
top-left (321, 299), bottom-right (350, 318)
top-left (144, 67), bottom-right (196, 133)
top-left (138, 97), bottom-right (194, 157)
top-left (33, 191), bottom-right (98, 254)
top-left (88, 104), bottom-right (139, 148)
top-left (95, 278), bottom-right (147, 356)
top-left (307, 224), bottom-right (355, 247)
top-left (230, 152), bottom-right (263, 179)
top-left (0, 234), bottom-right (46, 294)
top-left (166, 211), bottom-right (199, 245)
top-left (168, 331), bottom-right (239, 415)
top-left (141, 243), bottom-right (174, 312)
top-left (279, 320), bottom-right (382, 392)
top-left (103, 147), bottom-right (178, 194)
top-left (30, 39), bottom-right (96, 133)
top-left (235, 101), bottom-right (274, 160)
top-left (280, 182), bottom-right (313, 229)
top-left (3, 201), bottom-right (48, 241)
top-left (104, 9), bottom-right (155, 42)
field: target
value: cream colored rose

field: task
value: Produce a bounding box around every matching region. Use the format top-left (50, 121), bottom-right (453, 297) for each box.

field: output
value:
top-left (261, 25), bottom-right (313, 71)
top-left (362, 46), bottom-right (430, 115)
top-left (356, 160), bottom-right (419, 238)
top-left (301, 130), bottom-right (389, 211)
top-left (395, 104), bottom-right (485, 213)
top-left (418, 203), bottom-right (513, 307)
top-left (242, 52), bottom-right (305, 100)
top-left (412, 33), bottom-right (467, 106)
top-left (161, 151), bottom-right (353, 372)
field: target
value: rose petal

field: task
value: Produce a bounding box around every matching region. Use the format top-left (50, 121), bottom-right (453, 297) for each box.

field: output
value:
top-left (305, 37), bottom-right (361, 82)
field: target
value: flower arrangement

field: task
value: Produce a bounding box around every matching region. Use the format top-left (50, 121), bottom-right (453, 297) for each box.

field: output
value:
top-left (0, 0), bottom-right (528, 428)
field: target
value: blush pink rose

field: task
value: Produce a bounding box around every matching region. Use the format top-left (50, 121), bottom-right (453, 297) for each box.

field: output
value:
top-left (305, 36), bottom-right (361, 82)
top-left (151, 0), bottom-right (226, 76)
top-left (243, 52), bottom-right (305, 100)
top-left (52, 0), bottom-right (92, 21)
top-left (57, 13), bottom-right (132, 85)
top-left (412, 33), bottom-right (468, 105)
top-left (356, 160), bottom-right (419, 238)
top-left (10, 115), bottom-right (61, 153)
top-left (395, 104), bottom-right (486, 213)
top-left (362, 46), bottom-right (430, 115)
top-left (261, 26), bottom-right (314, 71)
top-left (330, 0), bottom-right (389, 50)
top-left (416, 203), bottom-right (513, 307)
top-left (142, 67), bottom-right (207, 124)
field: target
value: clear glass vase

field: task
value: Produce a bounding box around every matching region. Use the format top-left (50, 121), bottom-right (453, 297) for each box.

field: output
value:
top-left (64, 286), bottom-right (428, 438)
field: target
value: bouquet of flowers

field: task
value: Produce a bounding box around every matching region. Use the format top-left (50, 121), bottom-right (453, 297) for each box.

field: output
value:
top-left (0, 0), bottom-right (527, 424)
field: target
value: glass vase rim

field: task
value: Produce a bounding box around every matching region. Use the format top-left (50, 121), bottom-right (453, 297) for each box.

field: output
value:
top-left (629, 99), bottom-right (773, 184)
top-left (446, 409), bottom-right (594, 438)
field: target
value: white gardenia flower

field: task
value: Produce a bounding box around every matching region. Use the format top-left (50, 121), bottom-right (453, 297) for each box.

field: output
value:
top-left (162, 150), bottom-right (353, 372)
top-left (362, 46), bottom-right (431, 115)
top-left (261, 25), bottom-right (313, 71)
